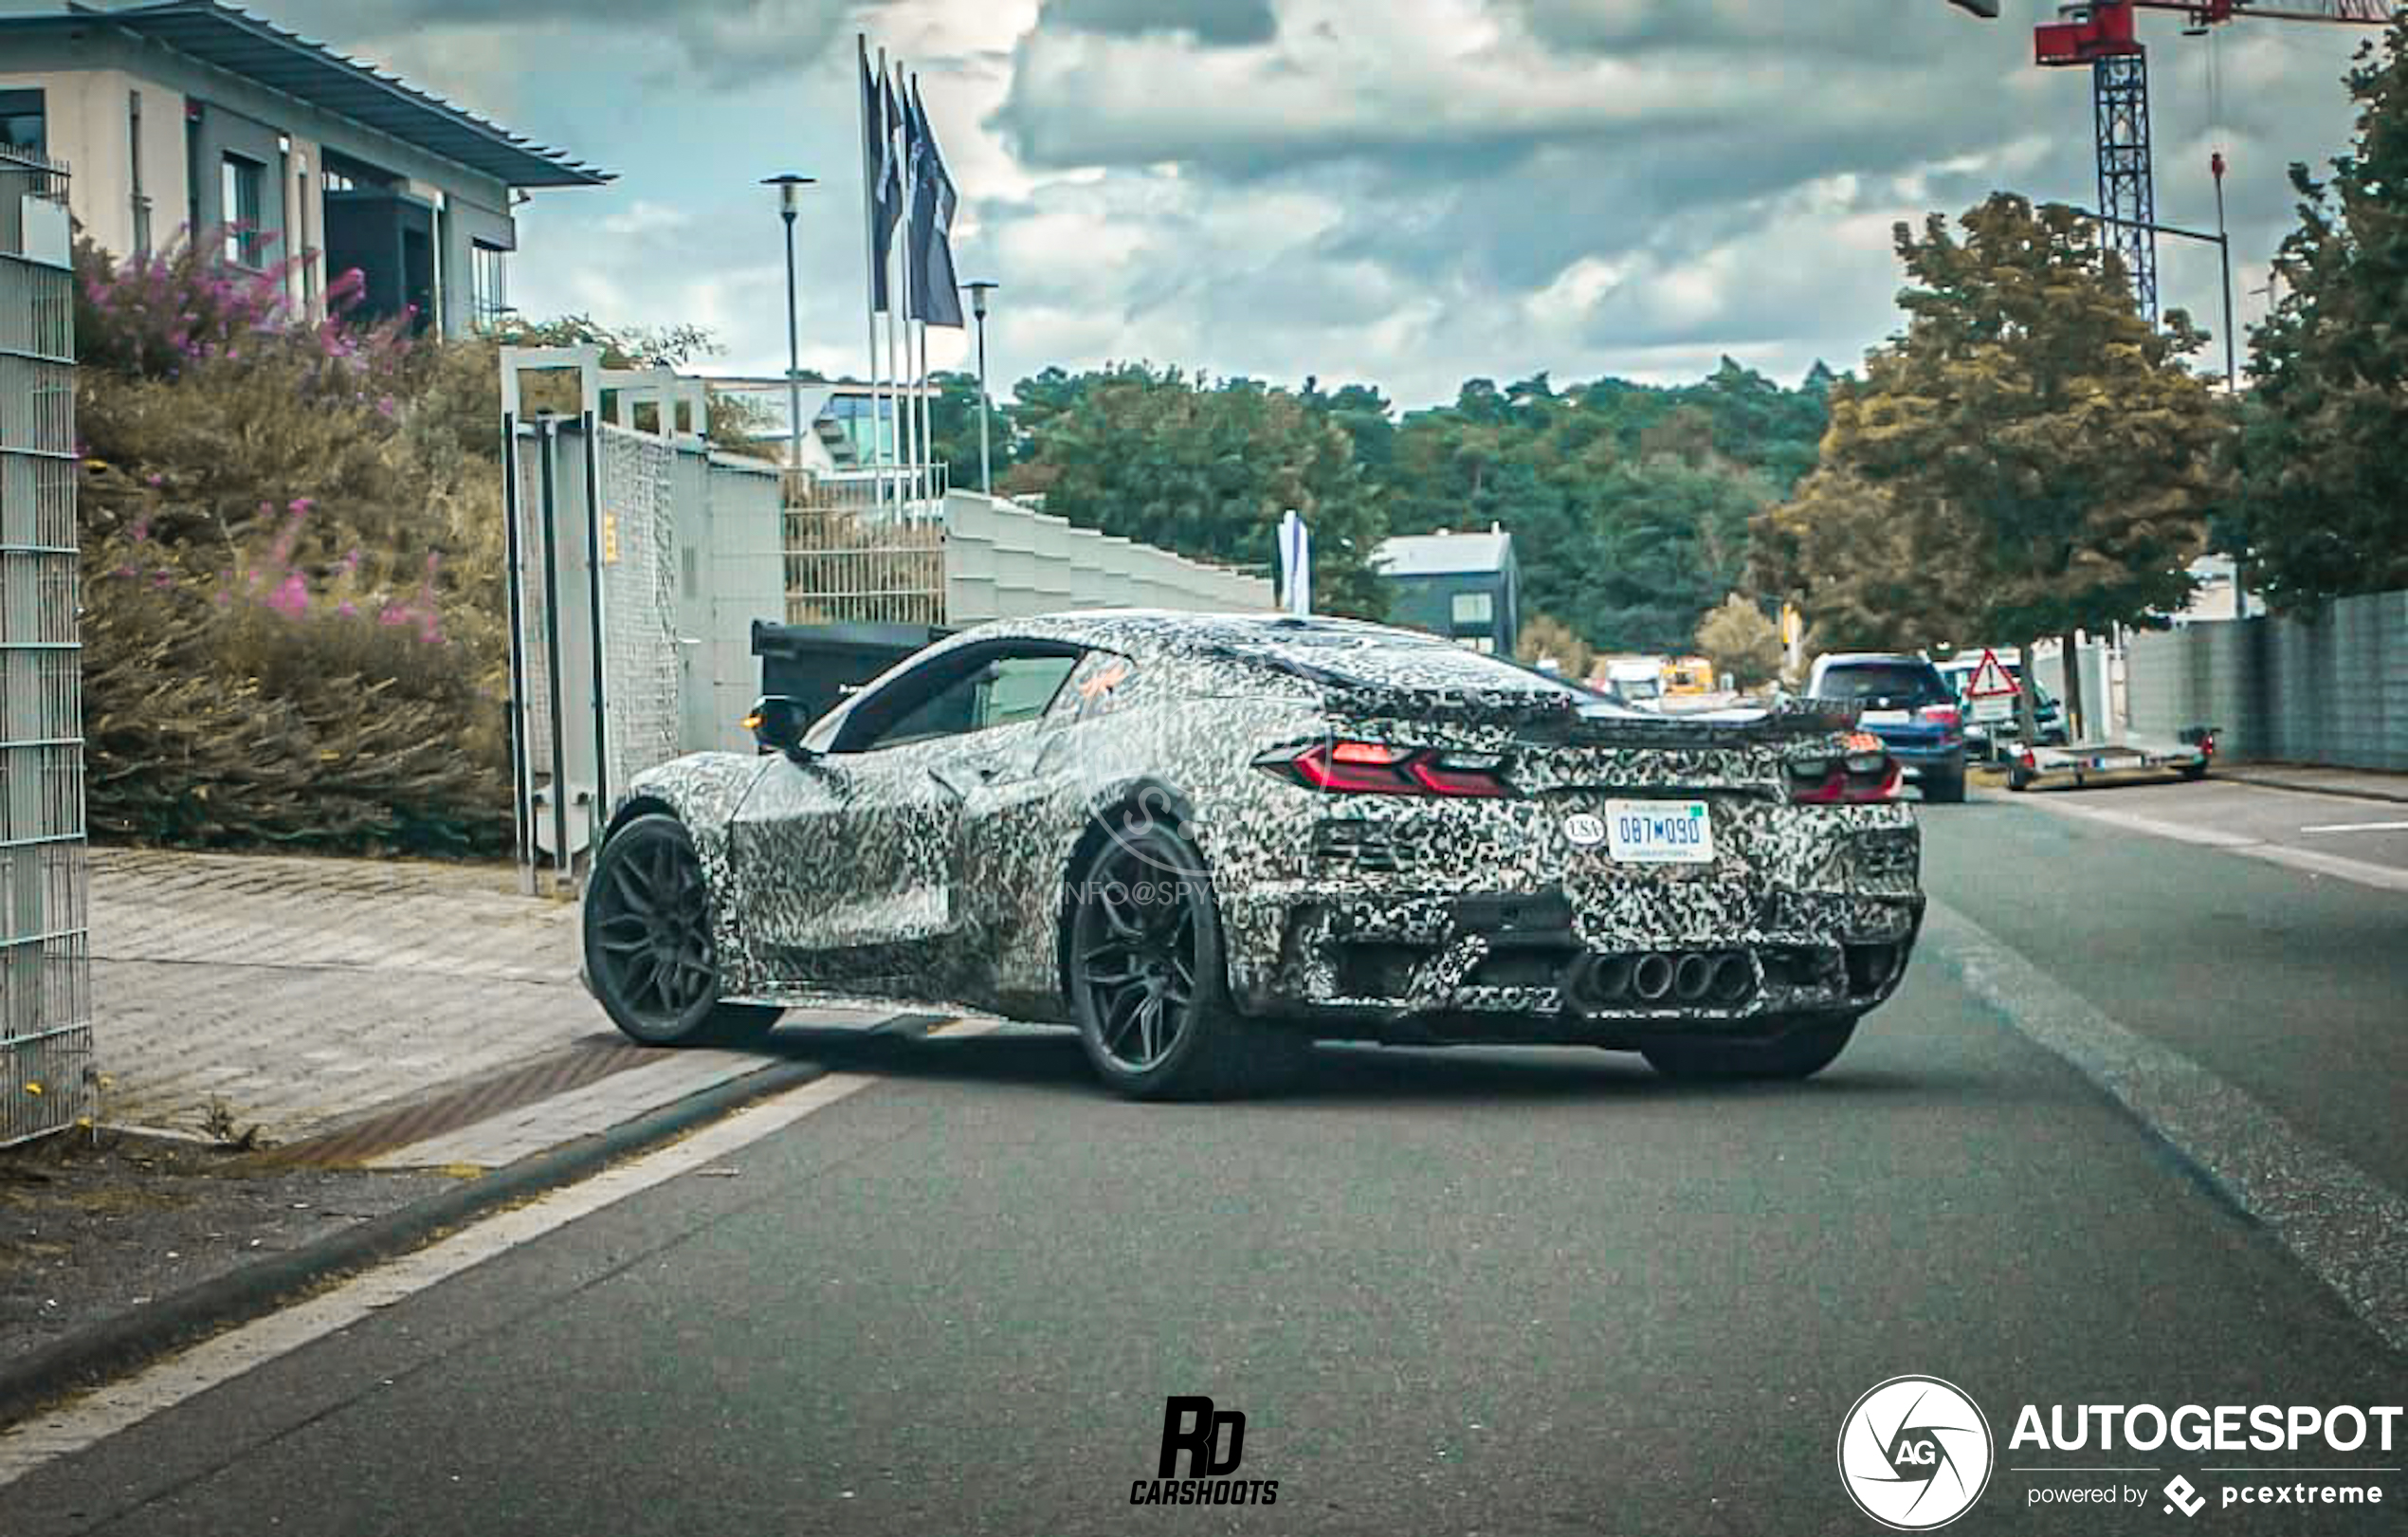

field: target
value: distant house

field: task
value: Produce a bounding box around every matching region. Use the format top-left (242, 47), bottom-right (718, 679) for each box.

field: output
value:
top-left (0, 0), bottom-right (610, 337)
top-left (1374, 526), bottom-right (1520, 655)
top-left (704, 375), bottom-right (940, 480)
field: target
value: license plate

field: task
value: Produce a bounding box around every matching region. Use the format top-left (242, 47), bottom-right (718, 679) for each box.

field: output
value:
top-left (1604, 799), bottom-right (1715, 864)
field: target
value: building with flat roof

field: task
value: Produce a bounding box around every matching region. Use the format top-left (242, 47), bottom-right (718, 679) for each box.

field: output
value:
top-left (0, 0), bottom-right (609, 336)
top-left (1374, 526), bottom-right (1520, 654)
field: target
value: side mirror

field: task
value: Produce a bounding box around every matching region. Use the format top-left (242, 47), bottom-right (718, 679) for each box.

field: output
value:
top-left (743, 695), bottom-right (814, 759)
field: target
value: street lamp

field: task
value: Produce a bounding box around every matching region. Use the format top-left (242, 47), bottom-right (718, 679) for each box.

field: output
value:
top-left (761, 174), bottom-right (816, 470)
top-left (964, 279), bottom-right (999, 495)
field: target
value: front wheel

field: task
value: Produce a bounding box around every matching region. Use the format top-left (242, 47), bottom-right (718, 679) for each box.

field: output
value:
top-left (1067, 820), bottom-right (1303, 1100)
top-left (584, 814), bottom-right (781, 1047)
top-left (1642, 1016), bottom-right (1858, 1082)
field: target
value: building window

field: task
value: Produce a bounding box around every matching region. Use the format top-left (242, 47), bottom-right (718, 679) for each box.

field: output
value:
top-left (221, 152), bottom-right (265, 266)
top-left (470, 241), bottom-right (508, 329)
top-left (1450, 591), bottom-right (1495, 629)
top-left (0, 89), bottom-right (43, 156)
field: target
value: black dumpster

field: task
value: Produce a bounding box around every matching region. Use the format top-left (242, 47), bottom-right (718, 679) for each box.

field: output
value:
top-left (750, 620), bottom-right (952, 732)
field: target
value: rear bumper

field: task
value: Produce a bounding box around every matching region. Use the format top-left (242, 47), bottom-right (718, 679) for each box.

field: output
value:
top-left (1222, 883), bottom-right (1925, 1045)
top-left (1882, 741), bottom-right (1965, 777)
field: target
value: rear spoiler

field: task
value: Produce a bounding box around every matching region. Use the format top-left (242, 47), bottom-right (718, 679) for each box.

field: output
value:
top-left (1323, 686), bottom-right (1857, 748)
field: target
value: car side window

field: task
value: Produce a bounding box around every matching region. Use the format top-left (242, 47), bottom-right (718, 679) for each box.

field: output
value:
top-left (842, 649), bottom-right (1082, 754)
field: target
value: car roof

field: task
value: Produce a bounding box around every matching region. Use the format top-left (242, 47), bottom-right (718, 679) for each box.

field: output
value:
top-left (949, 609), bottom-right (1449, 659)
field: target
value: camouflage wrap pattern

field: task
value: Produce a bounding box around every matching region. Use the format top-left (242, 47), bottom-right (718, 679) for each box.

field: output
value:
top-left (603, 612), bottom-right (1925, 1043)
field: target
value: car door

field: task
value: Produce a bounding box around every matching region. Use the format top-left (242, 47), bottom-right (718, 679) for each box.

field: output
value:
top-left (726, 641), bottom-right (1082, 991)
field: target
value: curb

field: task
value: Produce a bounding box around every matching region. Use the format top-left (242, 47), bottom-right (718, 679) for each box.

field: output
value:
top-left (2215, 767), bottom-right (2408, 805)
top-left (0, 1053), bottom-right (830, 1431)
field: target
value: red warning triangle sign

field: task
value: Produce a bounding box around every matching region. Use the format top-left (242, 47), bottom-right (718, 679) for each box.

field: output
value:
top-left (1964, 648), bottom-right (2019, 699)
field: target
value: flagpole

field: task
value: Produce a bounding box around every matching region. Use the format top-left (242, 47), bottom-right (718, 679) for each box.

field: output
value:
top-left (879, 49), bottom-right (902, 518)
top-left (857, 35), bottom-right (885, 520)
top-left (892, 59), bottom-right (919, 513)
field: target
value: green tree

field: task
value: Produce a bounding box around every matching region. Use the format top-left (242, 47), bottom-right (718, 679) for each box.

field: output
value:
top-left (1694, 593), bottom-right (1784, 689)
top-left (2239, 17), bottom-right (2408, 608)
top-left (1003, 365), bottom-right (1389, 617)
top-left (1757, 193), bottom-right (2233, 736)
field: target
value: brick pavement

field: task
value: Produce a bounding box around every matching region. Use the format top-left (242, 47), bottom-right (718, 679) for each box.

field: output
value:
top-left (87, 849), bottom-right (885, 1146)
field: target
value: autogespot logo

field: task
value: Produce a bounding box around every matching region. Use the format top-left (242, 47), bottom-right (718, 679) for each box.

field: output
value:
top-left (1838, 1376), bottom-right (1995, 1530)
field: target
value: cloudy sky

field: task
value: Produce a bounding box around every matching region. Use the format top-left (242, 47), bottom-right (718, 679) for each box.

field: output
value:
top-left (266, 0), bottom-right (2381, 408)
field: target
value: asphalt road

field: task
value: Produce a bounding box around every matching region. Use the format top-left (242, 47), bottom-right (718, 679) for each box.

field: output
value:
top-left (9, 780), bottom-right (2404, 1536)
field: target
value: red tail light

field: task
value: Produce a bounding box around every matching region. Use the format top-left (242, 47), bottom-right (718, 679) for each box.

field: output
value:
top-left (1916, 703), bottom-right (1961, 729)
top-left (1786, 732), bottom-right (1901, 804)
top-left (1268, 741), bottom-right (1511, 797)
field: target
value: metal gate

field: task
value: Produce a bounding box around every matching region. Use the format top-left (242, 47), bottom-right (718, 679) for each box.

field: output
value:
top-left (499, 347), bottom-right (779, 893)
top-left (0, 143), bottom-right (91, 1146)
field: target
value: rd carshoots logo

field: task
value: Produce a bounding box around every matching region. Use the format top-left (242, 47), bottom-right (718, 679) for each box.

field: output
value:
top-left (1131, 1396), bottom-right (1278, 1508)
top-left (1839, 1378), bottom-right (2399, 1526)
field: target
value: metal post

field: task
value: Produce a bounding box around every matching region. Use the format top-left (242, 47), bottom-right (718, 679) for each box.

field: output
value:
top-left (536, 420), bottom-right (572, 891)
top-left (976, 309), bottom-right (991, 494)
top-left (2212, 161), bottom-right (2237, 393)
top-left (501, 412), bottom-right (536, 887)
top-left (966, 279), bottom-right (996, 496)
top-left (580, 411), bottom-right (611, 853)
top-left (763, 174), bottom-right (815, 473)
top-left (782, 210), bottom-right (802, 469)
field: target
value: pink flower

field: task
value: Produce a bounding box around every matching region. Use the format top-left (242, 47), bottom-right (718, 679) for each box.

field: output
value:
top-left (267, 572), bottom-right (309, 617)
top-left (337, 600), bottom-right (359, 617)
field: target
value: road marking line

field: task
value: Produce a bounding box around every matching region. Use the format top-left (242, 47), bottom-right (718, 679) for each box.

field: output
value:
top-left (2014, 796), bottom-right (2408, 894)
top-left (1925, 898), bottom-right (2408, 1356)
top-left (0, 1018), bottom-right (1001, 1490)
top-left (2298, 819), bottom-right (2408, 834)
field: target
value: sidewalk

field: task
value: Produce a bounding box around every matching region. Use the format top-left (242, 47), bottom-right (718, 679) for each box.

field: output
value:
top-left (6, 846), bottom-right (916, 1405)
top-left (2212, 762), bottom-right (2408, 804)
top-left (88, 847), bottom-right (888, 1150)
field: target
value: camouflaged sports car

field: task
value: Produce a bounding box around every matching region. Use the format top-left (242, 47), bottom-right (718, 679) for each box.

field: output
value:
top-left (581, 612), bottom-right (1925, 1099)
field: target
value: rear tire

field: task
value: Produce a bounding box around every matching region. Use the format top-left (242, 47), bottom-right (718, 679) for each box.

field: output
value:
top-left (584, 814), bottom-right (782, 1047)
top-left (1642, 1016), bottom-right (1857, 1082)
top-left (1925, 767), bottom-right (1967, 804)
top-left (2180, 762), bottom-right (2210, 781)
top-left (1066, 819), bottom-right (1304, 1100)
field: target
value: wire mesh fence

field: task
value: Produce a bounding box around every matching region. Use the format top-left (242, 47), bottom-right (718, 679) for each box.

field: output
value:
top-left (596, 424), bottom-right (684, 800)
top-left (0, 142), bottom-right (90, 1145)
top-left (783, 472), bottom-right (949, 628)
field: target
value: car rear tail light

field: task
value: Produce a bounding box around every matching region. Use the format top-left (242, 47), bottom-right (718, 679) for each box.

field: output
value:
top-left (1267, 741), bottom-right (1511, 797)
top-left (1916, 703), bottom-right (1961, 729)
top-left (1787, 733), bottom-right (1900, 804)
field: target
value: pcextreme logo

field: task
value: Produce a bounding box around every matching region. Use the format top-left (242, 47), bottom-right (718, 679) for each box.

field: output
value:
top-left (1837, 1376), bottom-right (1996, 1530)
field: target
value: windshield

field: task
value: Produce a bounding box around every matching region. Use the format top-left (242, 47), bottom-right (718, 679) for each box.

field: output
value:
top-left (1814, 662), bottom-right (1946, 704)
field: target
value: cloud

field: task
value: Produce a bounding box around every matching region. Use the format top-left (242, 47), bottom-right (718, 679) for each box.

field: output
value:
top-left (1039, 0), bottom-right (1276, 46)
top-left (261, 0), bottom-right (872, 89)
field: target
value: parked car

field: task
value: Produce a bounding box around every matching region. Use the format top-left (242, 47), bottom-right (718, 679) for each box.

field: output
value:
top-left (1935, 655), bottom-right (2068, 759)
top-left (1597, 656), bottom-right (1668, 709)
top-left (583, 613), bottom-right (1927, 1097)
top-left (1806, 652), bottom-right (1967, 803)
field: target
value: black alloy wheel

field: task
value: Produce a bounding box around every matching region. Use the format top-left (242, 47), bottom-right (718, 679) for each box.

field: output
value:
top-left (1067, 821), bottom-right (1301, 1100)
top-left (584, 814), bottom-right (780, 1047)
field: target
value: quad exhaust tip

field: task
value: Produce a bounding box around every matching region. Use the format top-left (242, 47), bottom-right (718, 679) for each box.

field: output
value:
top-left (1630, 952), bottom-right (1676, 1001)
top-left (1673, 953), bottom-right (1714, 1001)
top-left (1578, 949), bottom-right (1755, 1007)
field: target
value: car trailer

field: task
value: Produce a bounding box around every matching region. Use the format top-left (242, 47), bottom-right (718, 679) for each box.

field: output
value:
top-left (2005, 725), bottom-right (2216, 792)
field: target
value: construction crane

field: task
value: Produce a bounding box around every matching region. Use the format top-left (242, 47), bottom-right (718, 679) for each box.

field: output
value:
top-left (2018, 2), bottom-right (2397, 320)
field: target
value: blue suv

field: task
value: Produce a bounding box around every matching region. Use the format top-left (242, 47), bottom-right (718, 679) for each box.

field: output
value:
top-left (1807, 653), bottom-right (1967, 804)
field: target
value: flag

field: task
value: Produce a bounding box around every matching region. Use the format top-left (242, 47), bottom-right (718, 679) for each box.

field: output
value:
top-left (905, 78), bottom-right (965, 328)
top-left (869, 66), bottom-right (905, 312)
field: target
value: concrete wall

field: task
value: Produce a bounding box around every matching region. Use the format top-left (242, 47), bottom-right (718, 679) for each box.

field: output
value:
top-left (942, 491), bottom-right (1272, 623)
top-left (2125, 589), bottom-right (2408, 769)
